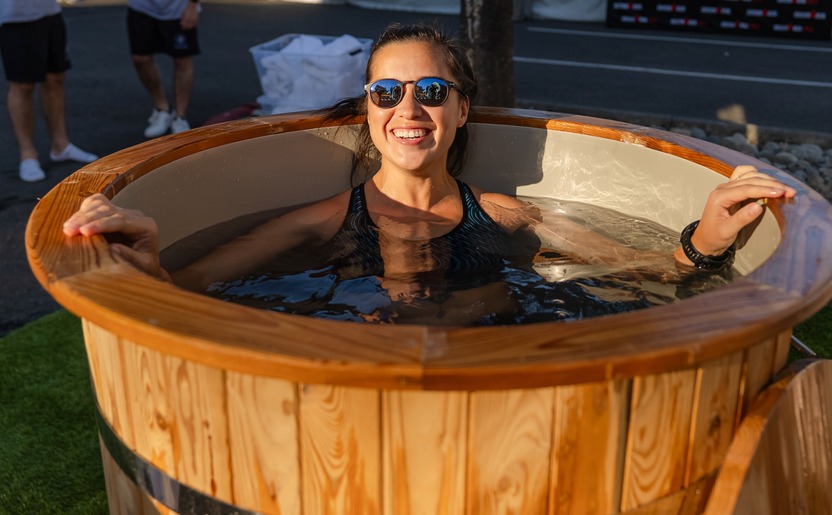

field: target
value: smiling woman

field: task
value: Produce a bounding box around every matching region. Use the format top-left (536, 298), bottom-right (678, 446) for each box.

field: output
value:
top-left (33, 22), bottom-right (832, 515)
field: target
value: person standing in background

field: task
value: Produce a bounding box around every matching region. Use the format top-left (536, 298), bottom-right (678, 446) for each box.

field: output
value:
top-left (127, 0), bottom-right (200, 138)
top-left (0, 0), bottom-right (98, 182)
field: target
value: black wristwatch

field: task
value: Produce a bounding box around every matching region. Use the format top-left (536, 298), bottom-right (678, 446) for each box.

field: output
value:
top-left (679, 220), bottom-right (735, 271)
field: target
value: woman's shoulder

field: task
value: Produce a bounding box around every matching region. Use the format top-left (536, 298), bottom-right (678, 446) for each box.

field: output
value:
top-left (463, 182), bottom-right (535, 233)
top-left (292, 188), bottom-right (353, 224)
top-left (465, 182), bottom-right (528, 209)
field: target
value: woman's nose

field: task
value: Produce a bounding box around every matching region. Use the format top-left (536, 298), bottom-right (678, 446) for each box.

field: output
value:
top-left (396, 84), bottom-right (423, 118)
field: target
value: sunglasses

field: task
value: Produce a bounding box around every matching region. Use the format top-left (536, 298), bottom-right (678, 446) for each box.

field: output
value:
top-left (364, 77), bottom-right (463, 108)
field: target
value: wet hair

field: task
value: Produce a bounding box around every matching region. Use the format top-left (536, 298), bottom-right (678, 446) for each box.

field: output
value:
top-left (322, 22), bottom-right (478, 185)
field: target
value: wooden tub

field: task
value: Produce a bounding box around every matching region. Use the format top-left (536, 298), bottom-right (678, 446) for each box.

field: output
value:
top-left (26, 108), bottom-right (832, 514)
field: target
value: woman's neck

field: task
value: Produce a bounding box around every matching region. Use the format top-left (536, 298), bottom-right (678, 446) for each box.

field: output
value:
top-left (370, 168), bottom-right (459, 212)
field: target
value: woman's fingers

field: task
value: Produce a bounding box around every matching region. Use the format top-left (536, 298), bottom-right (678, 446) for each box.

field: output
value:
top-left (63, 194), bottom-right (118, 236)
top-left (63, 194), bottom-right (154, 239)
top-left (694, 167), bottom-right (796, 255)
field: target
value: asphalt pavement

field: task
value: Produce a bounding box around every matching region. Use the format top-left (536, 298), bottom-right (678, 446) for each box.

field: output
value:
top-left (2, 0), bottom-right (831, 336)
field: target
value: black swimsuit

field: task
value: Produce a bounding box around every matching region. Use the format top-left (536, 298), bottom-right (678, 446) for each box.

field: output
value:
top-left (323, 180), bottom-right (513, 279)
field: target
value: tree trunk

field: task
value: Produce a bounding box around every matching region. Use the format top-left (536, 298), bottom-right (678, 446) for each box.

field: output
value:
top-left (459, 0), bottom-right (516, 107)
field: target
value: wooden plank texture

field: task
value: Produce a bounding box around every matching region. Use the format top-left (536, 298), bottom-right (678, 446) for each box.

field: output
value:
top-left (99, 437), bottom-right (162, 515)
top-left (119, 338), bottom-right (232, 502)
top-left (226, 373), bottom-right (301, 514)
top-left (300, 384), bottom-right (381, 514)
top-left (621, 370), bottom-right (696, 510)
top-left (740, 336), bottom-right (776, 418)
top-left (685, 352), bottom-right (744, 484)
top-left (382, 390), bottom-right (467, 515)
top-left (84, 320), bottom-right (137, 449)
top-left (706, 360), bottom-right (832, 515)
top-left (549, 380), bottom-right (629, 515)
top-left (467, 388), bottom-right (554, 515)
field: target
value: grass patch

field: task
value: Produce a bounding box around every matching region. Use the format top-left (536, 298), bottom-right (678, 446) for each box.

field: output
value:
top-left (794, 302), bottom-right (832, 359)
top-left (0, 304), bottom-right (829, 512)
top-left (0, 310), bottom-right (107, 514)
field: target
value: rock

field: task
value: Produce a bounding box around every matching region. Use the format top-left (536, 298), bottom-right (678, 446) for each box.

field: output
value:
top-left (690, 127), bottom-right (707, 140)
top-left (721, 132), bottom-right (758, 156)
top-left (792, 143), bottom-right (825, 164)
top-left (774, 151), bottom-right (799, 167)
top-left (762, 141), bottom-right (782, 153)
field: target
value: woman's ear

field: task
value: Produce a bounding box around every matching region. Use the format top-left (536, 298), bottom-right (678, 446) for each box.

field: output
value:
top-left (457, 97), bottom-right (470, 128)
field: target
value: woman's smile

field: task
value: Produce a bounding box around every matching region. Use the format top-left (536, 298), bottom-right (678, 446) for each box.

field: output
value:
top-left (393, 128), bottom-right (429, 141)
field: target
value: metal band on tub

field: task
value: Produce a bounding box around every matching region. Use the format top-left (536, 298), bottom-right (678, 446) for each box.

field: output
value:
top-left (93, 397), bottom-right (262, 515)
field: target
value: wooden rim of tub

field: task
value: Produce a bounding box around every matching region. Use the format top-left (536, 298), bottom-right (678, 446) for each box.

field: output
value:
top-left (26, 107), bottom-right (832, 390)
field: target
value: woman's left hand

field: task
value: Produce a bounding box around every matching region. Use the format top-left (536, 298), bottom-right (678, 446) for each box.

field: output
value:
top-left (676, 165), bottom-right (797, 265)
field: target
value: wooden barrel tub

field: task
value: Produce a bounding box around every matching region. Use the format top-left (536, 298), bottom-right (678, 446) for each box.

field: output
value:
top-left (26, 108), bottom-right (832, 514)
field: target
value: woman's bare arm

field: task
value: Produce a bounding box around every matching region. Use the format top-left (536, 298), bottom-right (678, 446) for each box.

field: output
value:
top-left (64, 191), bottom-right (351, 291)
top-left (474, 165), bottom-right (797, 275)
top-left (172, 193), bottom-right (349, 290)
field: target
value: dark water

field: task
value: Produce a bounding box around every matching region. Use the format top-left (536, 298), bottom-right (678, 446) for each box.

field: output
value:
top-left (161, 197), bottom-right (732, 326)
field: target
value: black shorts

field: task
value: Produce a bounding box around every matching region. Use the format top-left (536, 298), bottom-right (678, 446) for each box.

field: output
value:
top-left (127, 8), bottom-right (200, 58)
top-left (0, 13), bottom-right (71, 83)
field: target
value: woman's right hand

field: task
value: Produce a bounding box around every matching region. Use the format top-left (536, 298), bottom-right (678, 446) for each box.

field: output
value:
top-left (63, 194), bottom-right (170, 281)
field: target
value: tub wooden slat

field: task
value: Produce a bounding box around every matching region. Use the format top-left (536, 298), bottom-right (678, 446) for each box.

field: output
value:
top-left (99, 437), bottom-right (159, 515)
top-left (706, 361), bottom-right (832, 514)
top-left (684, 353), bottom-right (744, 485)
top-left (83, 321), bottom-right (137, 448)
top-left (621, 370), bottom-right (696, 510)
top-left (621, 472), bottom-right (715, 515)
top-left (549, 380), bottom-right (629, 515)
top-left (740, 336), bottom-right (777, 417)
top-left (226, 373), bottom-right (301, 514)
top-left (772, 330), bottom-right (792, 377)
top-left (466, 388), bottom-right (554, 514)
top-left (299, 384), bottom-right (381, 514)
top-left (121, 339), bottom-right (232, 501)
top-left (382, 390), bottom-right (467, 515)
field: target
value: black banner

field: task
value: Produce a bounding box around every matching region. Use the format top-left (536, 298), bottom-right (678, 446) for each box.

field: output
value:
top-left (606, 1), bottom-right (832, 40)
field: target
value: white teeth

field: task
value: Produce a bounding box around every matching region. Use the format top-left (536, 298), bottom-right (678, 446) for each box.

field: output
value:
top-left (393, 129), bottom-right (427, 140)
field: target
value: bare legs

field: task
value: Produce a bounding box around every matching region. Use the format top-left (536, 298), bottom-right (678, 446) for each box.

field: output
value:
top-left (6, 80), bottom-right (39, 162)
top-left (131, 54), bottom-right (170, 112)
top-left (131, 54), bottom-right (193, 118)
top-left (173, 56), bottom-right (193, 119)
top-left (7, 72), bottom-right (75, 163)
top-left (40, 72), bottom-right (71, 155)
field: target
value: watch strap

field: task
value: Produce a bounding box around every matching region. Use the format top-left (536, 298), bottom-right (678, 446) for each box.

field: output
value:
top-left (680, 220), bottom-right (735, 271)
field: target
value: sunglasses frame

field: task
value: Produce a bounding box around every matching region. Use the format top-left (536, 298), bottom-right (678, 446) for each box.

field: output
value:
top-left (363, 77), bottom-right (463, 109)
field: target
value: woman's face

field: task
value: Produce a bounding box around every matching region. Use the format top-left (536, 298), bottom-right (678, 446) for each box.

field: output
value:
top-left (366, 41), bottom-right (469, 176)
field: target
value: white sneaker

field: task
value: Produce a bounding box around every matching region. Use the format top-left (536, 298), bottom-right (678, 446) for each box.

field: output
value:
top-left (19, 159), bottom-right (46, 182)
top-left (50, 143), bottom-right (98, 163)
top-left (144, 109), bottom-right (173, 138)
top-left (170, 116), bottom-right (191, 134)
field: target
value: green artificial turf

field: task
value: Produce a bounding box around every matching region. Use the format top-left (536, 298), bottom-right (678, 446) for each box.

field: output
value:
top-left (794, 301), bottom-right (832, 359)
top-left (0, 304), bottom-right (829, 513)
top-left (0, 310), bottom-right (107, 515)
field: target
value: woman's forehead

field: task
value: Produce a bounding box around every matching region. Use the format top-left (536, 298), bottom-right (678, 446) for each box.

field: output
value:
top-left (369, 41), bottom-right (451, 79)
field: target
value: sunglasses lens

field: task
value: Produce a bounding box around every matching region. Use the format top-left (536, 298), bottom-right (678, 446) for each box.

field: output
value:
top-left (368, 80), bottom-right (403, 108)
top-left (414, 78), bottom-right (449, 107)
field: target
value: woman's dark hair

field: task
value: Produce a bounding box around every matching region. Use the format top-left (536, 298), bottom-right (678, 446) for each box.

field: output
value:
top-left (322, 22), bottom-right (478, 185)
